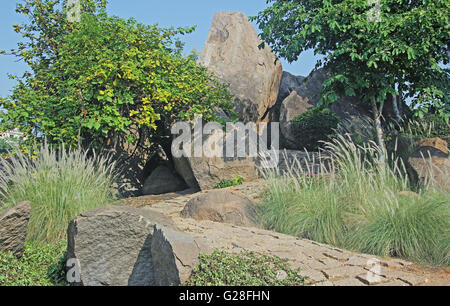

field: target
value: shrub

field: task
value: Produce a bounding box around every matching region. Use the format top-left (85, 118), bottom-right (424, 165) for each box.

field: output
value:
top-left (258, 135), bottom-right (449, 266)
top-left (187, 250), bottom-right (307, 286)
top-left (1, 0), bottom-right (234, 160)
top-left (0, 143), bottom-right (118, 243)
top-left (213, 176), bottom-right (244, 189)
top-left (0, 240), bottom-right (67, 286)
top-left (290, 108), bottom-right (340, 151)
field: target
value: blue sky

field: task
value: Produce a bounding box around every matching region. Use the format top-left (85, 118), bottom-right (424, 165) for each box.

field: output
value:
top-left (0, 0), bottom-right (319, 98)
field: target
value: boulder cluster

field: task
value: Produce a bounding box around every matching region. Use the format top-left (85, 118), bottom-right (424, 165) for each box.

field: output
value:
top-left (0, 11), bottom-right (448, 287)
top-left (142, 12), bottom-right (364, 196)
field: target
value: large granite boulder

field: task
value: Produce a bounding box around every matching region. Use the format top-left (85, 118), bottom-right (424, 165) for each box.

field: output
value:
top-left (443, 135), bottom-right (450, 145)
top-left (67, 205), bottom-right (199, 286)
top-left (279, 91), bottom-right (315, 145)
top-left (181, 190), bottom-right (257, 227)
top-left (0, 201), bottom-right (31, 258)
top-left (417, 137), bottom-right (449, 155)
top-left (408, 138), bottom-right (450, 190)
top-left (151, 224), bottom-right (200, 286)
top-left (199, 11), bottom-right (282, 123)
top-left (173, 121), bottom-right (259, 191)
top-left (174, 155), bottom-right (258, 192)
top-left (269, 71), bottom-right (306, 122)
top-left (142, 165), bottom-right (187, 195)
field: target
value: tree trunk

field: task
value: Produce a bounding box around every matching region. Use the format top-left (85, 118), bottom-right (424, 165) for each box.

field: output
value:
top-left (371, 97), bottom-right (387, 165)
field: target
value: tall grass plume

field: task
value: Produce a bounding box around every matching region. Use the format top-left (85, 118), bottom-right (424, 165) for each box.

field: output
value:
top-left (0, 143), bottom-right (118, 243)
top-left (258, 135), bottom-right (449, 266)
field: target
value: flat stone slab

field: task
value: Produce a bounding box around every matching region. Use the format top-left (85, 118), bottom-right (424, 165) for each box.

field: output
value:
top-left (126, 181), bottom-right (450, 286)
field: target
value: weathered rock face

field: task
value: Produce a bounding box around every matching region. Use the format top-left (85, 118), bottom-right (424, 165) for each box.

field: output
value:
top-left (199, 11), bottom-right (283, 122)
top-left (417, 138), bottom-right (449, 155)
top-left (181, 190), bottom-right (257, 227)
top-left (277, 69), bottom-right (365, 148)
top-left (269, 72), bottom-right (306, 122)
top-left (67, 205), bottom-right (199, 286)
top-left (280, 91), bottom-right (315, 145)
top-left (0, 201), bottom-right (31, 258)
top-left (174, 155), bottom-right (258, 192)
top-left (151, 224), bottom-right (200, 286)
top-left (408, 138), bottom-right (450, 190)
top-left (443, 135), bottom-right (450, 145)
top-left (142, 165), bottom-right (187, 195)
top-left (173, 120), bottom-right (259, 191)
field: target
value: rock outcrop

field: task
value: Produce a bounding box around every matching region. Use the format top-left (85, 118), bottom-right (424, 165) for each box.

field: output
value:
top-left (417, 137), bottom-right (449, 155)
top-left (173, 119), bottom-right (259, 191)
top-left (269, 71), bottom-right (306, 122)
top-left (199, 11), bottom-right (282, 122)
top-left (0, 201), bottom-right (31, 258)
top-left (151, 224), bottom-right (200, 286)
top-left (142, 165), bottom-right (187, 195)
top-left (67, 205), bottom-right (199, 286)
top-left (408, 137), bottom-right (449, 190)
top-left (174, 154), bottom-right (258, 192)
top-left (279, 91), bottom-right (315, 145)
top-left (276, 69), bottom-right (365, 148)
top-left (181, 190), bottom-right (257, 227)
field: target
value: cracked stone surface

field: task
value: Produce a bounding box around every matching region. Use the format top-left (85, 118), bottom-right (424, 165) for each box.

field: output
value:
top-left (122, 181), bottom-right (450, 286)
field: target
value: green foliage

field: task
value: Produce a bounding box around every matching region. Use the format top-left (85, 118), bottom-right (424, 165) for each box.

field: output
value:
top-left (252, 0), bottom-right (449, 120)
top-left (259, 135), bottom-right (449, 266)
top-left (384, 115), bottom-right (450, 168)
top-left (213, 176), bottom-right (244, 189)
top-left (0, 0), bottom-right (234, 155)
top-left (0, 143), bottom-right (117, 243)
top-left (0, 137), bottom-right (20, 154)
top-left (400, 115), bottom-right (450, 140)
top-left (347, 189), bottom-right (449, 265)
top-left (337, 116), bottom-right (377, 147)
top-left (0, 240), bottom-right (68, 286)
top-left (187, 250), bottom-right (307, 286)
top-left (290, 107), bottom-right (340, 151)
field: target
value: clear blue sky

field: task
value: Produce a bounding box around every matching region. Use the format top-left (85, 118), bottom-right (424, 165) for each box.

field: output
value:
top-left (0, 0), bottom-right (319, 98)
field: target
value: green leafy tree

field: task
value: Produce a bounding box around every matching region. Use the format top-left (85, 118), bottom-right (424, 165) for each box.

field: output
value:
top-left (0, 0), bottom-right (234, 159)
top-left (253, 0), bottom-right (449, 157)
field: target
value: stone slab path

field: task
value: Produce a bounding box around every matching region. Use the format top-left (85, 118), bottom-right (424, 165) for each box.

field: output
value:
top-left (122, 181), bottom-right (450, 286)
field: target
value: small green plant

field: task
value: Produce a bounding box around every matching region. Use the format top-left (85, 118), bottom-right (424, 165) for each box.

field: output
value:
top-left (0, 142), bottom-right (118, 243)
top-left (0, 240), bottom-right (68, 286)
top-left (213, 176), bottom-right (244, 189)
top-left (290, 107), bottom-right (340, 151)
top-left (187, 250), bottom-right (307, 286)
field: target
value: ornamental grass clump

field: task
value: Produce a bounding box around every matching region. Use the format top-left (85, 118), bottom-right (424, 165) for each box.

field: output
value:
top-left (0, 143), bottom-right (118, 243)
top-left (258, 135), bottom-right (449, 266)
